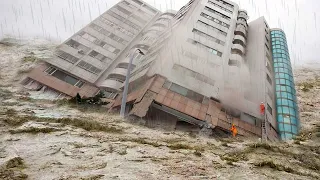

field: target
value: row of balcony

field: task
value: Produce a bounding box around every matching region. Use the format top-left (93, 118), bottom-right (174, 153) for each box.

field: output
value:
top-left (238, 9), bottom-right (249, 20)
top-left (99, 67), bottom-right (127, 91)
top-left (229, 10), bottom-right (249, 64)
top-left (99, 11), bottom-right (176, 92)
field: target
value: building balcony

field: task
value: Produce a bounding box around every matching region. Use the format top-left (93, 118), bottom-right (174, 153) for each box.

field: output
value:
top-left (106, 68), bottom-right (129, 85)
top-left (228, 53), bottom-right (243, 67)
top-left (238, 9), bottom-right (248, 19)
top-left (231, 44), bottom-right (245, 55)
top-left (163, 10), bottom-right (177, 16)
top-left (143, 29), bottom-right (160, 36)
top-left (237, 19), bottom-right (248, 29)
top-left (158, 14), bottom-right (174, 20)
top-left (235, 25), bottom-right (247, 38)
top-left (121, 56), bottom-right (140, 66)
top-left (153, 20), bottom-right (169, 28)
top-left (239, 9), bottom-right (248, 15)
top-left (110, 68), bottom-right (128, 78)
top-left (228, 65), bottom-right (241, 73)
top-left (148, 25), bottom-right (166, 33)
top-left (238, 13), bottom-right (249, 20)
top-left (116, 62), bottom-right (135, 70)
top-left (230, 53), bottom-right (243, 62)
top-left (99, 79), bottom-right (123, 92)
top-left (131, 43), bottom-right (150, 51)
top-left (234, 35), bottom-right (246, 46)
top-left (140, 38), bottom-right (154, 46)
top-left (159, 12), bottom-right (175, 19)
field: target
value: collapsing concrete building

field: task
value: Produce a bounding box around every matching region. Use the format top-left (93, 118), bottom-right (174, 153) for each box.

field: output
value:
top-left (22, 0), bottom-right (299, 140)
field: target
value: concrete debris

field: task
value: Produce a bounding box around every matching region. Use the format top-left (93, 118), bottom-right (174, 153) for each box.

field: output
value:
top-left (0, 152), bottom-right (28, 180)
top-left (0, 156), bottom-right (24, 169)
top-left (9, 121), bottom-right (64, 134)
top-left (0, 169), bottom-right (28, 180)
top-left (61, 149), bottom-right (73, 157)
top-left (130, 91), bottom-right (157, 117)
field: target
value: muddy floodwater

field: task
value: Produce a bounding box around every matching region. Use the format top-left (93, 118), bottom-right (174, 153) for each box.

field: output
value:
top-left (0, 38), bottom-right (319, 180)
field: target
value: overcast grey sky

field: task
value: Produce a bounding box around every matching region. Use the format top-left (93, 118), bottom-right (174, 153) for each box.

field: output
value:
top-left (0, 0), bottom-right (319, 67)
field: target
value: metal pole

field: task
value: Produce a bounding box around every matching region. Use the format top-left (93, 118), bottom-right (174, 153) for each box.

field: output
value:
top-left (120, 50), bottom-right (137, 117)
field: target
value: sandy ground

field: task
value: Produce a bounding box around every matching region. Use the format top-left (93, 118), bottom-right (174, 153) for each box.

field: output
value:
top-left (0, 38), bottom-right (319, 180)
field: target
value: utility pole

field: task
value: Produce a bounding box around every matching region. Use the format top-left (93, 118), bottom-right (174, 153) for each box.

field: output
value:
top-left (120, 49), bottom-right (144, 117)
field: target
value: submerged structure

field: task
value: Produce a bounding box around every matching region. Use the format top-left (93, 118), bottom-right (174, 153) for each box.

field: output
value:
top-left (22, 0), bottom-right (299, 140)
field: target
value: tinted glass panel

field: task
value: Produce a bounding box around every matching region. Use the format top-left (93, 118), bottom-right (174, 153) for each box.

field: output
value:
top-left (271, 30), bottom-right (299, 140)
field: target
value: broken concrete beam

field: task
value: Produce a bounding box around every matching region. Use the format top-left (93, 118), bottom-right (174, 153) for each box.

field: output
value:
top-left (129, 91), bottom-right (157, 117)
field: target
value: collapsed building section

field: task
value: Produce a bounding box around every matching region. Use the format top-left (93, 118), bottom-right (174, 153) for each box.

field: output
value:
top-left (111, 75), bottom-right (262, 137)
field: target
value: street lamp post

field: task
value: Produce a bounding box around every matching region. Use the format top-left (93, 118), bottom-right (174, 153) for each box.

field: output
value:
top-left (120, 49), bottom-right (144, 117)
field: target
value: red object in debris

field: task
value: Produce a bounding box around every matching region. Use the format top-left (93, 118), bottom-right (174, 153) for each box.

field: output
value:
top-left (260, 103), bottom-right (265, 115)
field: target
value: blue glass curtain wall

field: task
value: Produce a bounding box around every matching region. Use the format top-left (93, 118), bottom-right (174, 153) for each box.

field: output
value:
top-left (271, 30), bottom-right (300, 140)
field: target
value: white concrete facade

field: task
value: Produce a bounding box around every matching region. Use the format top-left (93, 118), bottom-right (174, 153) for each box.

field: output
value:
top-left (245, 17), bottom-right (277, 140)
top-left (44, 0), bottom-right (161, 84)
top-left (127, 0), bottom-right (277, 139)
top-left (26, 0), bottom-right (280, 139)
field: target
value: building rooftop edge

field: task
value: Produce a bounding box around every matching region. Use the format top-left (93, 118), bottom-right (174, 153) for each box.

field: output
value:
top-left (164, 10), bottom-right (178, 14)
top-left (270, 28), bottom-right (284, 32)
top-left (132, 0), bottom-right (162, 13)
